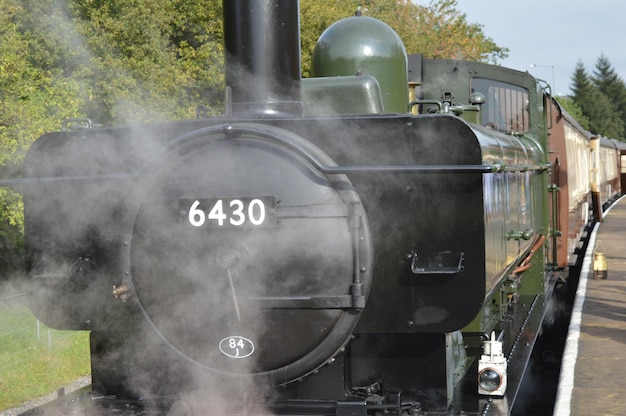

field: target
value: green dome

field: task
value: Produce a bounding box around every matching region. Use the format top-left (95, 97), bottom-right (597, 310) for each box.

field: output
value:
top-left (311, 16), bottom-right (408, 113)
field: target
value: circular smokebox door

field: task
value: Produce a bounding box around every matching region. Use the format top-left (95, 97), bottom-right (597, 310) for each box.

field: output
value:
top-left (129, 124), bottom-right (372, 384)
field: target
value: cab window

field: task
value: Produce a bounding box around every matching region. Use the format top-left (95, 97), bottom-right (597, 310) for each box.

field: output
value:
top-left (472, 78), bottom-right (530, 133)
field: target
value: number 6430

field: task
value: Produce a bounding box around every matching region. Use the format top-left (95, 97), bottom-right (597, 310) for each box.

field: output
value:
top-left (183, 197), bottom-right (275, 228)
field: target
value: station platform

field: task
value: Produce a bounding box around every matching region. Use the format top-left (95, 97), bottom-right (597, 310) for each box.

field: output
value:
top-left (554, 195), bottom-right (626, 415)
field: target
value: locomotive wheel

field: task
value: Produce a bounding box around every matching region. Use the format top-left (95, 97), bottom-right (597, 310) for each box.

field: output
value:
top-left (127, 123), bottom-right (373, 385)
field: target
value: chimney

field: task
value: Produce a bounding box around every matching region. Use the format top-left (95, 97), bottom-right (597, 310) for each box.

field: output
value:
top-left (223, 0), bottom-right (303, 117)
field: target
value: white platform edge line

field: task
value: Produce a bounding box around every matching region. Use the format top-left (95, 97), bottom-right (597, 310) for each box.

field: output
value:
top-left (552, 194), bottom-right (625, 415)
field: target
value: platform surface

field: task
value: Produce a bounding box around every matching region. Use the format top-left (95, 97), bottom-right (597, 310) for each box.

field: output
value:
top-left (555, 196), bottom-right (626, 415)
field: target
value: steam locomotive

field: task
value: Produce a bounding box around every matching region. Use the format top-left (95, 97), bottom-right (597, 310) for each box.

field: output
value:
top-left (16, 1), bottom-right (624, 415)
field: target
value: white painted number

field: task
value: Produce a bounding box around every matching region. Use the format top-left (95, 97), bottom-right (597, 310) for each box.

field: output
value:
top-left (208, 199), bottom-right (227, 226)
top-left (229, 338), bottom-right (244, 349)
top-left (219, 336), bottom-right (255, 359)
top-left (188, 200), bottom-right (206, 227)
top-left (248, 199), bottom-right (266, 225)
top-left (229, 199), bottom-right (245, 226)
top-left (188, 199), bottom-right (267, 227)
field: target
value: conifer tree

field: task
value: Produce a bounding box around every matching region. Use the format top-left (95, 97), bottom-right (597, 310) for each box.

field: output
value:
top-left (571, 60), bottom-right (624, 139)
top-left (592, 54), bottom-right (626, 140)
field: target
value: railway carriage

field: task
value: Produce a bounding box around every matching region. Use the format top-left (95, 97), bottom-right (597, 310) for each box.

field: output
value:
top-left (547, 98), bottom-right (624, 269)
top-left (547, 99), bottom-right (592, 268)
top-left (593, 136), bottom-right (622, 211)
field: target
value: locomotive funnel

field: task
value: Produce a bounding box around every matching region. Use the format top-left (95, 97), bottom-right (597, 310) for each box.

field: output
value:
top-left (223, 0), bottom-right (303, 117)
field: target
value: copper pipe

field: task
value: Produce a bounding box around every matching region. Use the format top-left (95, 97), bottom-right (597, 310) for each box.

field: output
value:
top-left (513, 235), bottom-right (546, 274)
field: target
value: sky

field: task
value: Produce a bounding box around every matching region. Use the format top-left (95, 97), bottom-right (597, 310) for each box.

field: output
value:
top-left (447, 0), bottom-right (626, 97)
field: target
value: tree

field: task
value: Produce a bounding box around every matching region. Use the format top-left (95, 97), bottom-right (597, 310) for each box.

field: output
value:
top-left (387, 0), bottom-right (508, 64)
top-left (299, 0), bottom-right (508, 76)
top-left (0, 0), bottom-right (89, 271)
top-left (571, 59), bottom-right (624, 140)
top-left (0, 1), bottom-right (85, 161)
top-left (66, 0), bottom-right (224, 125)
top-left (6, 0), bottom-right (508, 124)
top-left (592, 54), bottom-right (626, 140)
top-left (555, 96), bottom-right (589, 132)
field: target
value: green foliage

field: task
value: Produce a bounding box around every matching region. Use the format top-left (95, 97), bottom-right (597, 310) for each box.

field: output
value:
top-left (592, 54), bottom-right (626, 141)
top-left (299, 0), bottom-right (508, 76)
top-left (555, 96), bottom-right (590, 131)
top-left (0, 1), bottom-right (87, 262)
top-left (570, 58), bottom-right (625, 140)
top-left (67, 0), bottom-right (225, 124)
top-left (0, 189), bottom-right (23, 274)
top-left (0, 0), bottom-right (226, 264)
top-left (0, 2), bottom-right (84, 161)
top-left (2, 0), bottom-right (508, 136)
top-left (380, 0), bottom-right (508, 64)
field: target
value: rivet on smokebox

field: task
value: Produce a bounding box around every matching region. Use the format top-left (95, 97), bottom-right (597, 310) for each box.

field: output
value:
top-left (593, 251), bottom-right (608, 280)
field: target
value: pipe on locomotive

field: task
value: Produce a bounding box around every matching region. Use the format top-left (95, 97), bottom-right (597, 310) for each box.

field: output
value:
top-left (223, 0), bottom-right (303, 118)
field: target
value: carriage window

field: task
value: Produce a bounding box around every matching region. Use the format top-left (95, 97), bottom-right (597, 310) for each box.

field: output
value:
top-left (472, 78), bottom-right (530, 133)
